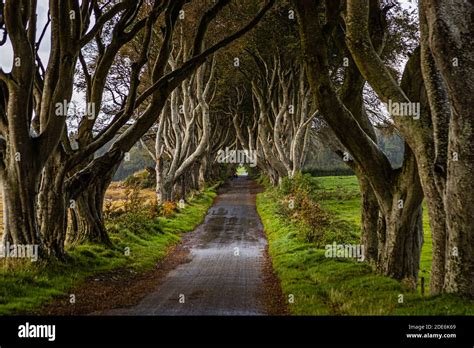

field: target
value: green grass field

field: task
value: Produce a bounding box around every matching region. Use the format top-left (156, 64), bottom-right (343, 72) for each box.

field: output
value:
top-left (0, 187), bottom-right (217, 315)
top-left (257, 175), bottom-right (474, 315)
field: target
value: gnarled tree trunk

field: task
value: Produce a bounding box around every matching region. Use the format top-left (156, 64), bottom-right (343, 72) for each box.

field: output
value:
top-left (66, 162), bottom-right (119, 246)
top-left (38, 149), bottom-right (68, 258)
top-left (420, 0), bottom-right (474, 297)
top-left (1, 160), bottom-right (40, 246)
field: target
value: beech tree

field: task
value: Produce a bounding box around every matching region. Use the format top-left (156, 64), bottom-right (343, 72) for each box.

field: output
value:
top-left (0, 0), bottom-right (147, 253)
top-left (292, 0), bottom-right (426, 287)
top-left (344, 0), bottom-right (473, 296)
top-left (419, 0), bottom-right (473, 296)
top-left (293, 0), bottom-right (473, 296)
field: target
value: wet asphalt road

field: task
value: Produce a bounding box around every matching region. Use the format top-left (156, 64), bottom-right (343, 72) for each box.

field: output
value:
top-left (106, 176), bottom-right (267, 315)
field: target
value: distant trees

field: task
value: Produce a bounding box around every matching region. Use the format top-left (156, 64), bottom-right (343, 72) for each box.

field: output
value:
top-left (230, 54), bottom-right (315, 185)
top-left (142, 54), bottom-right (217, 203)
top-left (304, 131), bottom-right (404, 176)
top-left (112, 144), bottom-right (154, 181)
top-left (220, 2), bottom-right (318, 185)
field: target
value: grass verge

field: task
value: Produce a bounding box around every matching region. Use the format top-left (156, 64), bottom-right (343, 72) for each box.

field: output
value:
top-left (257, 176), bottom-right (474, 315)
top-left (0, 186), bottom-right (217, 315)
top-left (313, 176), bottom-right (433, 293)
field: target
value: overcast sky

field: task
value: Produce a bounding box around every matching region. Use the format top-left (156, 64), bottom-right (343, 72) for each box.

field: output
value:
top-left (0, 1), bottom-right (50, 70)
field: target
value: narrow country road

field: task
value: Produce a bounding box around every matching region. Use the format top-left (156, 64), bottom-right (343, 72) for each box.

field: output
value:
top-left (106, 176), bottom-right (268, 315)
